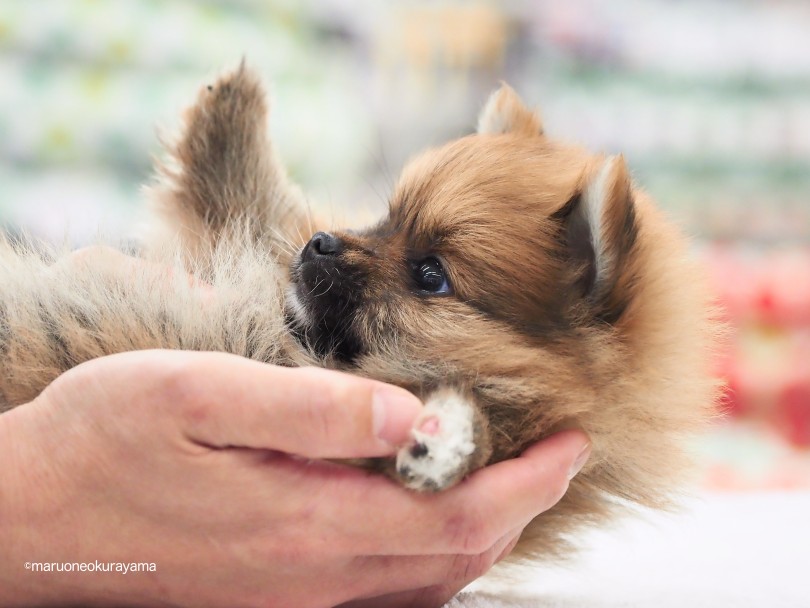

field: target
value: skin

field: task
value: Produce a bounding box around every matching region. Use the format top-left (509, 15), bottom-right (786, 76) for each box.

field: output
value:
top-left (0, 351), bottom-right (590, 608)
top-left (0, 251), bottom-right (591, 607)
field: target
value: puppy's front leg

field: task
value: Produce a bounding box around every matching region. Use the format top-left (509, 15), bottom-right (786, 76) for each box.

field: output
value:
top-left (395, 388), bottom-right (493, 491)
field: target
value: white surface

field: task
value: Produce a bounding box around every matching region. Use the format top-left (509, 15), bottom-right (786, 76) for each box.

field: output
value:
top-left (449, 491), bottom-right (810, 607)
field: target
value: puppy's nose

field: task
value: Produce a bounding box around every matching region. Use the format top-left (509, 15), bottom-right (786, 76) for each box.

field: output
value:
top-left (304, 231), bottom-right (342, 260)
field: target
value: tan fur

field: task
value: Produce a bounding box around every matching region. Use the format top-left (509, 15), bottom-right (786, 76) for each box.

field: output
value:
top-left (146, 61), bottom-right (312, 271)
top-left (478, 84), bottom-right (544, 136)
top-left (0, 64), bottom-right (720, 563)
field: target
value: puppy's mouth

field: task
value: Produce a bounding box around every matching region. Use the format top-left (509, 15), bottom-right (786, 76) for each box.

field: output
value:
top-left (286, 232), bottom-right (365, 363)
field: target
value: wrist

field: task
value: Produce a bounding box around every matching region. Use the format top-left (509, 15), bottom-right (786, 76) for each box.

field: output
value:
top-left (0, 404), bottom-right (72, 606)
top-left (0, 406), bottom-right (36, 604)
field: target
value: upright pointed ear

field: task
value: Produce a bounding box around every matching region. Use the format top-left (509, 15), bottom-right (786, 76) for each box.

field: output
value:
top-left (557, 155), bottom-right (639, 323)
top-left (477, 84), bottom-right (544, 136)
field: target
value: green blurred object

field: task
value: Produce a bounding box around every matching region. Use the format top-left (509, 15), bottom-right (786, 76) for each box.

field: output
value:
top-left (1, 0), bottom-right (809, 243)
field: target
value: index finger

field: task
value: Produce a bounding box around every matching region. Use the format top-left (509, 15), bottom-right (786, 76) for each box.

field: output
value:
top-left (158, 352), bottom-right (424, 458)
top-left (309, 429), bottom-right (591, 556)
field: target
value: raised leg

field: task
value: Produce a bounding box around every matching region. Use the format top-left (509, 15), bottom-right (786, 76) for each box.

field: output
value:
top-left (147, 62), bottom-right (312, 270)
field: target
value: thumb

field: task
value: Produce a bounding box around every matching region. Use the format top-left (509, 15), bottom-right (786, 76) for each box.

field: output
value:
top-left (166, 353), bottom-right (423, 458)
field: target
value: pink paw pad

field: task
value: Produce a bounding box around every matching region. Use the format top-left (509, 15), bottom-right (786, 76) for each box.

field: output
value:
top-left (417, 415), bottom-right (441, 436)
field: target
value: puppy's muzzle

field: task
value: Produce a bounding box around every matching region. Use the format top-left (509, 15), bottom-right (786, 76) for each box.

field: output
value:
top-left (302, 231), bottom-right (342, 261)
top-left (298, 231), bottom-right (344, 293)
top-left (293, 231), bottom-right (365, 361)
top-left (297, 231), bottom-right (351, 299)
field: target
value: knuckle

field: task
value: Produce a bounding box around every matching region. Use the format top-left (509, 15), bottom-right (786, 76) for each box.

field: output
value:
top-left (418, 586), bottom-right (460, 608)
top-left (537, 463), bottom-right (571, 509)
top-left (300, 369), bottom-right (367, 444)
top-left (447, 551), bottom-right (492, 583)
top-left (251, 592), bottom-right (335, 608)
top-left (327, 375), bottom-right (362, 413)
top-left (145, 355), bottom-right (208, 414)
top-left (232, 594), bottom-right (261, 608)
top-left (300, 387), bottom-right (336, 444)
top-left (498, 535), bottom-right (521, 563)
top-left (260, 541), bottom-right (310, 569)
top-left (444, 504), bottom-right (496, 555)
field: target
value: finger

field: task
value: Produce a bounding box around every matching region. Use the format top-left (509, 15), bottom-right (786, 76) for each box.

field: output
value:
top-left (410, 530), bottom-right (520, 608)
top-left (365, 526), bottom-right (523, 600)
top-left (65, 246), bottom-right (214, 298)
top-left (434, 430), bottom-right (590, 554)
top-left (309, 429), bottom-right (590, 556)
top-left (155, 351), bottom-right (423, 458)
top-left (336, 589), bottom-right (439, 608)
top-left (495, 530), bottom-right (522, 564)
top-left (337, 587), bottom-right (450, 608)
top-left (337, 529), bottom-right (521, 607)
top-left (337, 579), bottom-right (477, 608)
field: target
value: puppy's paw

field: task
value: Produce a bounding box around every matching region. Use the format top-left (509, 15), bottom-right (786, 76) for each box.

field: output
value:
top-left (395, 388), bottom-right (478, 492)
top-left (202, 61), bottom-right (264, 109)
top-left (162, 60), bottom-right (274, 230)
top-left (188, 61), bottom-right (267, 154)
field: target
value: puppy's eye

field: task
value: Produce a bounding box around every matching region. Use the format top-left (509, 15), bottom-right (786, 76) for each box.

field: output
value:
top-left (412, 257), bottom-right (451, 294)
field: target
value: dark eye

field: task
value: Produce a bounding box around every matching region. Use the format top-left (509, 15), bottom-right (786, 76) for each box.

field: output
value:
top-left (412, 257), bottom-right (451, 294)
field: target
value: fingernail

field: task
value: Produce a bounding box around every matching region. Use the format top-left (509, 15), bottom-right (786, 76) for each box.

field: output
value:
top-left (372, 386), bottom-right (422, 446)
top-left (568, 442), bottom-right (591, 480)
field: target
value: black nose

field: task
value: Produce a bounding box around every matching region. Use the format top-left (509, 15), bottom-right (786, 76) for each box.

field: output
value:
top-left (304, 231), bottom-right (342, 260)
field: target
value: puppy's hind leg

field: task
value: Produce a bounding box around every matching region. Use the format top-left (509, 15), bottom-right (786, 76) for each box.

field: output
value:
top-left (148, 62), bottom-right (310, 268)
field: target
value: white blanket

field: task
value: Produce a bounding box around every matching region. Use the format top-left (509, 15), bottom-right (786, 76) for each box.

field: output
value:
top-left (447, 491), bottom-right (810, 607)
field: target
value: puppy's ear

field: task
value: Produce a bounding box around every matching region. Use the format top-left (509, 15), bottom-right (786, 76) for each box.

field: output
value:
top-left (557, 155), bottom-right (638, 323)
top-left (477, 84), bottom-right (543, 136)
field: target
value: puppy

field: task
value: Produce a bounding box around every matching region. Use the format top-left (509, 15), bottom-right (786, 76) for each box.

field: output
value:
top-left (0, 64), bottom-right (719, 560)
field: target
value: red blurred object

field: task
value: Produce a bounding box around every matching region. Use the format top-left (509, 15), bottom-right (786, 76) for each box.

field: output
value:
top-left (708, 246), bottom-right (810, 327)
top-left (776, 381), bottom-right (810, 448)
top-left (715, 355), bottom-right (746, 416)
top-left (759, 252), bottom-right (810, 327)
top-left (705, 245), bottom-right (810, 448)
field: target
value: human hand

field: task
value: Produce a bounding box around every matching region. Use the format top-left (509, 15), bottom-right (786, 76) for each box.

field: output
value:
top-left (0, 350), bottom-right (589, 608)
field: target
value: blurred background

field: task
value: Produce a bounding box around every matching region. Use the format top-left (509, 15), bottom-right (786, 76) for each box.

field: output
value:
top-left (1, 0), bottom-right (809, 490)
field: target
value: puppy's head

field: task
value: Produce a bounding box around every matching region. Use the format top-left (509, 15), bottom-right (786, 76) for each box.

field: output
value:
top-left (288, 85), bottom-right (638, 381)
top-left (288, 85), bottom-right (716, 556)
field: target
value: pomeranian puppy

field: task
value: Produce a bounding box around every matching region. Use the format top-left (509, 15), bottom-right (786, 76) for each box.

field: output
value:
top-left (0, 64), bottom-right (718, 560)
